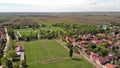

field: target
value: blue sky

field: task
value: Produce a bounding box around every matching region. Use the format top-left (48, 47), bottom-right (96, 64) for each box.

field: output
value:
top-left (0, 0), bottom-right (120, 12)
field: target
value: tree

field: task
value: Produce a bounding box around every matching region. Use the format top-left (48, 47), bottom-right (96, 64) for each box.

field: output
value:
top-left (6, 49), bottom-right (16, 61)
top-left (73, 46), bottom-right (80, 54)
top-left (7, 60), bottom-right (13, 68)
top-left (114, 59), bottom-right (119, 65)
top-left (88, 43), bottom-right (97, 49)
top-left (8, 30), bottom-right (16, 40)
top-left (116, 53), bottom-right (120, 59)
top-left (2, 65), bottom-right (7, 68)
top-left (69, 47), bottom-right (73, 58)
top-left (20, 59), bottom-right (26, 67)
top-left (8, 39), bottom-right (15, 50)
top-left (99, 48), bottom-right (108, 56)
top-left (41, 24), bottom-right (46, 27)
top-left (1, 57), bottom-right (8, 65)
top-left (67, 43), bottom-right (73, 49)
top-left (13, 62), bottom-right (19, 68)
top-left (26, 36), bottom-right (30, 41)
top-left (87, 43), bottom-right (97, 52)
top-left (29, 31), bottom-right (34, 40)
top-left (94, 47), bottom-right (100, 53)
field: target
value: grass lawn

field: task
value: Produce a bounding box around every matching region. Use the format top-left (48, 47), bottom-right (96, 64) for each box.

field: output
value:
top-left (14, 27), bottom-right (66, 37)
top-left (18, 40), bottom-right (93, 68)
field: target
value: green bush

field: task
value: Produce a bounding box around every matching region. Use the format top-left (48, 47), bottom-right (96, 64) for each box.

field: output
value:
top-left (1, 57), bottom-right (8, 65)
top-left (2, 65), bottom-right (7, 68)
top-left (13, 62), bottom-right (19, 68)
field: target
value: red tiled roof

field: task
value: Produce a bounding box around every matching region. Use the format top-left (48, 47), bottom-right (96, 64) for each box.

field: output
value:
top-left (15, 45), bottom-right (24, 52)
top-left (65, 36), bottom-right (76, 43)
top-left (108, 56), bottom-right (115, 60)
top-left (99, 56), bottom-right (108, 64)
top-left (98, 55), bottom-right (115, 65)
top-left (82, 34), bottom-right (91, 39)
top-left (90, 52), bottom-right (99, 59)
top-left (108, 41), bottom-right (112, 45)
top-left (80, 40), bottom-right (88, 44)
top-left (106, 63), bottom-right (116, 68)
top-left (82, 48), bottom-right (87, 52)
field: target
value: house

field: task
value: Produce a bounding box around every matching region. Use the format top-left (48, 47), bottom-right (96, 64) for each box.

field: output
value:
top-left (82, 47), bottom-right (87, 53)
top-left (105, 63), bottom-right (116, 68)
top-left (80, 40), bottom-right (89, 44)
top-left (82, 34), bottom-right (91, 40)
top-left (97, 33), bottom-right (105, 37)
top-left (95, 55), bottom-right (115, 65)
top-left (65, 36), bottom-right (76, 43)
top-left (108, 41), bottom-right (112, 45)
top-left (91, 39), bottom-right (106, 44)
top-left (15, 45), bottom-right (25, 60)
top-left (114, 40), bottom-right (120, 48)
top-left (96, 56), bottom-right (108, 65)
top-left (102, 25), bottom-right (109, 30)
top-left (109, 52), bottom-right (115, 56)
top-left (15, 45), bottom-right (24, 52)
top-left (20, 52), bottom-right (25, 60)
top-left (89, 52), bottom-right (99, 62)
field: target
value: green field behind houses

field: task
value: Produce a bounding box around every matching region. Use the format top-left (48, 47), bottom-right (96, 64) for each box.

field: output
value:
top-left (17, 40), bottom-right (93, 68)
top-left (14, 27), bottom-right (66, 37)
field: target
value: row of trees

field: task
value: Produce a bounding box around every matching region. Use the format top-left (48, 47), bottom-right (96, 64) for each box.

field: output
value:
top-left (7, 23), bottom-right (105, 42)
top-left (52, 23), bottom-right (105, 37)
top-left (8, 29), bottom-right (65, 41)
top-left (18, 30), bottom-right (64, 41)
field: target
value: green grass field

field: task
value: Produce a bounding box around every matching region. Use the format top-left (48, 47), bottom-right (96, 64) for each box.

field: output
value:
top-left (18, 40), bottom-right (93, 68)
top-left (14, 27), bottom-right (66, 37)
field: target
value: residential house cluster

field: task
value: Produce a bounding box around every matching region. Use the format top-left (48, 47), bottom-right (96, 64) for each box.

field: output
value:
top-left (65, 30), bottom-right (120, 68)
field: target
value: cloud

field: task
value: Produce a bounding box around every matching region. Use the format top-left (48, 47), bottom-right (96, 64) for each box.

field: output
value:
top-left (0, 0), bottom-right (120, 12)
top-left (89, 0), bottom-right (97, 5)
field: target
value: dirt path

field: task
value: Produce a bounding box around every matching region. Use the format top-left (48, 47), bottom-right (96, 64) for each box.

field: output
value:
top-left (17, 31), bottom-right (21, 37)
top-left (56, 39), bottom-right (101, 68)
top-left (42, 57), bottom-right (68, 64)
top-left (27, 57), bottom-right (68, 65)
top-left (56, 39), bottom-right (68, 51)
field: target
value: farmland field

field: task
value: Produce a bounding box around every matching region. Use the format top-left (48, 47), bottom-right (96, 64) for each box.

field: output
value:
top-left (18, 40), bottom-right (93, 68)
top-left (1, 13), bottom-right (120, 26)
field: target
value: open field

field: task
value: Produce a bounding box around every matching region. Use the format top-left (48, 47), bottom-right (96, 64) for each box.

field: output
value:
top-left (14, 27), bottom-right (66, 37)
top-left (1, 12), bottom-right (120, 25)
top-left (32, 15), bottom-right (120, 25)
top-left (18, 40), bottom-right (93, 68)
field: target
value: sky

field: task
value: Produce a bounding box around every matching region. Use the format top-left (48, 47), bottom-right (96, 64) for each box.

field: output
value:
top-left (0, 0), bottom-right (120, 12)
